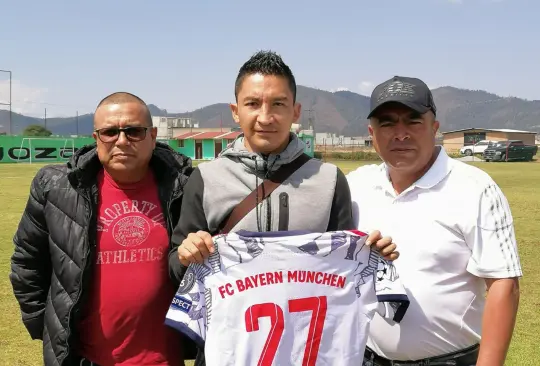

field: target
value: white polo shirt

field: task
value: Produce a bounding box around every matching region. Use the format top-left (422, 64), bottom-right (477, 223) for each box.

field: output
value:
top-left (346, 146), bottom-right (522, 361)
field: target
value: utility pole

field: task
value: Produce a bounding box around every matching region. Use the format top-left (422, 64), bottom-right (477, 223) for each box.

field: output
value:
top-left (76, 111), bottom-right (79, 136)
top-left (304, 108), bottom-right (315, 132)
top-left (44, 108), bottom-right (47, 129)
top-left (0, 69), bottom-right (12, 134)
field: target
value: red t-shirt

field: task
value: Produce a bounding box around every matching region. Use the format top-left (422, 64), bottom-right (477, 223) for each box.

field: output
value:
top-left (77, 169), bottom-right (182, 366)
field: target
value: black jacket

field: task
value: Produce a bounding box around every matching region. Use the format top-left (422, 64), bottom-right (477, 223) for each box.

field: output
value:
top-left (9, 142), bottom-right (193, 366)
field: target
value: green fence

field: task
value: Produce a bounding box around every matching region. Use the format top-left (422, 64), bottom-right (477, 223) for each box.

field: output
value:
top-left (0, 134), bottom-right (315, 163)
top-left (0, 136), bottom-right (96, 163)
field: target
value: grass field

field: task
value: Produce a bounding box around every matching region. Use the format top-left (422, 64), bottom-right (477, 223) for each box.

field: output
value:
top-left (1, 160), bottom-right (538, 365)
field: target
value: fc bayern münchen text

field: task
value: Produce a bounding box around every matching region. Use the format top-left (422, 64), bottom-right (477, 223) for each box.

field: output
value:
top-left (218, 270), bottom-right (346, 299)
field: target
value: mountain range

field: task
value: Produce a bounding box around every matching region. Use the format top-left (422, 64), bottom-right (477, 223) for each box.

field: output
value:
top-left (1, 85), bottom-right (539, 136)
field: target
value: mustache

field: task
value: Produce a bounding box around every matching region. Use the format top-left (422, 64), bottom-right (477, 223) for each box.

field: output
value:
top-left (389, 145), bottom-right (416, 150)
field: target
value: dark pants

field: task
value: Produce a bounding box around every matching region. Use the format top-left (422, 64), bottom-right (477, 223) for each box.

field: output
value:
top-left (71, 357), bottom-right (100, 366)
top-left (72, 356), bottom-right (188, 366)
top-left (363, 344), bottom-right (479, 366)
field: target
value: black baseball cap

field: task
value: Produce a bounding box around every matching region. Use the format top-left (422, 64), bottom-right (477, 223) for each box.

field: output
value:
top-left (367, 76), bottom-right (437, 119)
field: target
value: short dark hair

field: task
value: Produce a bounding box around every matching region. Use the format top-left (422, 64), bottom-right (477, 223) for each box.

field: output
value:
top-left (234, 50), bottom-right (297, 103)
top-left (95, 92), bottom-right (153, 126)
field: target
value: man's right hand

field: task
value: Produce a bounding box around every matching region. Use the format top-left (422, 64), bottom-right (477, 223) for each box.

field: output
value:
top-left (177, 231), bottom-right (215, 266)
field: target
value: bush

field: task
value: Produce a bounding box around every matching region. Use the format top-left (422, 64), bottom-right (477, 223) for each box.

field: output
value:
top-left (314, 149), bottom-right (464, 161)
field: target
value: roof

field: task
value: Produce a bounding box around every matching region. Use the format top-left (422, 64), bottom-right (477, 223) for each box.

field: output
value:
top-left (175, 131), bottom-right (242, 140)
top-left (174, 132), bottom-right (204, 139)
top-left (442, 128), bottom-right (537, 135)
top-left (217, 131), bottom-right (242, 140)
top-left (190, 132), bottom-right (227, 139)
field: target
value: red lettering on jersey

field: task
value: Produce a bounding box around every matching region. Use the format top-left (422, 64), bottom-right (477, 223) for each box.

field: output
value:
top-left (288, 270), bottom-right (298, 283)
top-left (233, 272), bottom-right (285, 295)
top-left (288, 270), bottom-right (346, 289)
top-left (254, 274), bottom-right (265, 286)
top-left (218, 283), bottom-right (235, 299)
top-left (322, 272), bottom-right (332, 286)
top-left (236, 279), bottom-right (246, 292)
top-left (336, 275), bottom-right (346, 288)
top-left (265, 273), bottom-right (274, 284)
top-left (244, 276), bottom-right (255, 290)
top-left (267, 271), bottom-right (283, 284)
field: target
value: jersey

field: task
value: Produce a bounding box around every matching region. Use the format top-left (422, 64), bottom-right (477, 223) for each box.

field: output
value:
top-left (165, 230), bottom-right (409, 366)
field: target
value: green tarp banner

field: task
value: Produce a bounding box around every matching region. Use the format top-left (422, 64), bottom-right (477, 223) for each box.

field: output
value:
top-left (0, 136), bottom-right (95, 163)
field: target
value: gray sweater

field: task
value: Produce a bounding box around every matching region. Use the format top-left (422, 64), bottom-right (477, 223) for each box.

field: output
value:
top-left (169, 133), bottom-right (354, 283)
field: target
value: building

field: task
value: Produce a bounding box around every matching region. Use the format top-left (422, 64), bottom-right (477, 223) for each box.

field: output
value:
top-left (171, 127), bottom-right (232, 139)
top-left (173, 126), bottom-right (316, 160)
top-left (174, 131), bottom-right (242, 160)
top-left (297, 129), bottom-right (315, 157)
top-left (442, 128), bottom-right (538, 152)
top-left (315, 133), bottom-right (372, 147)
top-left (152, 116), bottom-right (199, 139)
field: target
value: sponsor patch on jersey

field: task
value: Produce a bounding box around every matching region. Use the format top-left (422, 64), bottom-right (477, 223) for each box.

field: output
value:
top-left (171, 294), bottom-right (192, 314)
top-left (177, 267), bottom-right (196, 294)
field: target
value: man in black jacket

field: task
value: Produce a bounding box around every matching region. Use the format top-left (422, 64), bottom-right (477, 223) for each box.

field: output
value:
top-left (10, 92), bottom-right (194, 366)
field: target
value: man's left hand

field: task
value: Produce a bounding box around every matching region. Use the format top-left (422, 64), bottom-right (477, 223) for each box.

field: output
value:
top-left (366, 230), bottom-right (399, 261)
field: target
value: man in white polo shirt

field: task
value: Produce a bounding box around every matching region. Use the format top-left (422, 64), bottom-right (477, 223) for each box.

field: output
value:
top-left (347, 76), bottom-right (522, 366)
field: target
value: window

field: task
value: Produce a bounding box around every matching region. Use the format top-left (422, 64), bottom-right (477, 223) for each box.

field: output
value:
top-left (464, 132), bottom-right (486, 145)
top-left (178, 140), bottom-right (184, 147)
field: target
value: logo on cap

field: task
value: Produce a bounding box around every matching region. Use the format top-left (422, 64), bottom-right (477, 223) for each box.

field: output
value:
top-left (377, 81), bottom-right (416, 103)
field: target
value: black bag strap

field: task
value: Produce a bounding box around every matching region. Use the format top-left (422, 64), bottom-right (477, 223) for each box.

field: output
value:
top-left (219, 153), bottom-right (311, 234)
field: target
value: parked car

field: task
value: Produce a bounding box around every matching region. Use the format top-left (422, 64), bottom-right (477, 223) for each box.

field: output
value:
top-left (482, 140), bottom-right (538, 162)
top-left (459, 140), bottom-right (494, 156)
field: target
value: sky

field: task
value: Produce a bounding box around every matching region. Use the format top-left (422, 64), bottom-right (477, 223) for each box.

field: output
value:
top-left (0, 0), bottom-right (538, 118)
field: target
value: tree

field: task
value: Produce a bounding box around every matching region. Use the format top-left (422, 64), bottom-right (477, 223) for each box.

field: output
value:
top-left (23, 124), bottom-right (52, 137)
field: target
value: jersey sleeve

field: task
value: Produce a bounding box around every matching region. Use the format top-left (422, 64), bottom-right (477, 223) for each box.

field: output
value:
top-left (374, 255), bottom-right (410, 323)
top-left (165, 263), bottom-right (209, 348)
top-left (464, 182), bottom-right (522, 279)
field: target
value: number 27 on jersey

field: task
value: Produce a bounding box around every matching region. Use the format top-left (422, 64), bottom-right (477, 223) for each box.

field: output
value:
top-left (245, 295), bottom-right (327, 366)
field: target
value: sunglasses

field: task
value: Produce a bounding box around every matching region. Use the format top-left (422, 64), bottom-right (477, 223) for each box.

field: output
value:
top-left (94, 126), bottom-right (149, 143)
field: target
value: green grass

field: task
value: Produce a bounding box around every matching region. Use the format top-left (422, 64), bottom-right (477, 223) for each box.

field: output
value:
top-left (1, 160), bottom-right (538, 365)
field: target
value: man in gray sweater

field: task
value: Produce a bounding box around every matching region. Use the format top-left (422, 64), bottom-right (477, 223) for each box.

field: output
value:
top-left (168, 49), bottom-right (398, 365)
top-left (169, 50), bottom-right (397, 280)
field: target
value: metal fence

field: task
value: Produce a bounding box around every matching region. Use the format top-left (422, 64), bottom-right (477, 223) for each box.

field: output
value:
top-left (315, 143), bottom-right (375, 154)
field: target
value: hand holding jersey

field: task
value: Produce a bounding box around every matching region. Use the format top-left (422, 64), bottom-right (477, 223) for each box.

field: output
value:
top-left (178, 231), bottom-right (215, 266)
top-left (166, 230), bottom-right (409, 366)
top-left (178, 229), bottom-right (399, 266)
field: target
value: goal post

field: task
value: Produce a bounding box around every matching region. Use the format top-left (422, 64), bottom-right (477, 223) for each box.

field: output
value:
top-left (16, 137), bottom-right (76, 163)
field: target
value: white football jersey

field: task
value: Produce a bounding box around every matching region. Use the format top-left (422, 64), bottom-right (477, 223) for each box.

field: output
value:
top-left (165, 230), bottom-right (409, 366)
